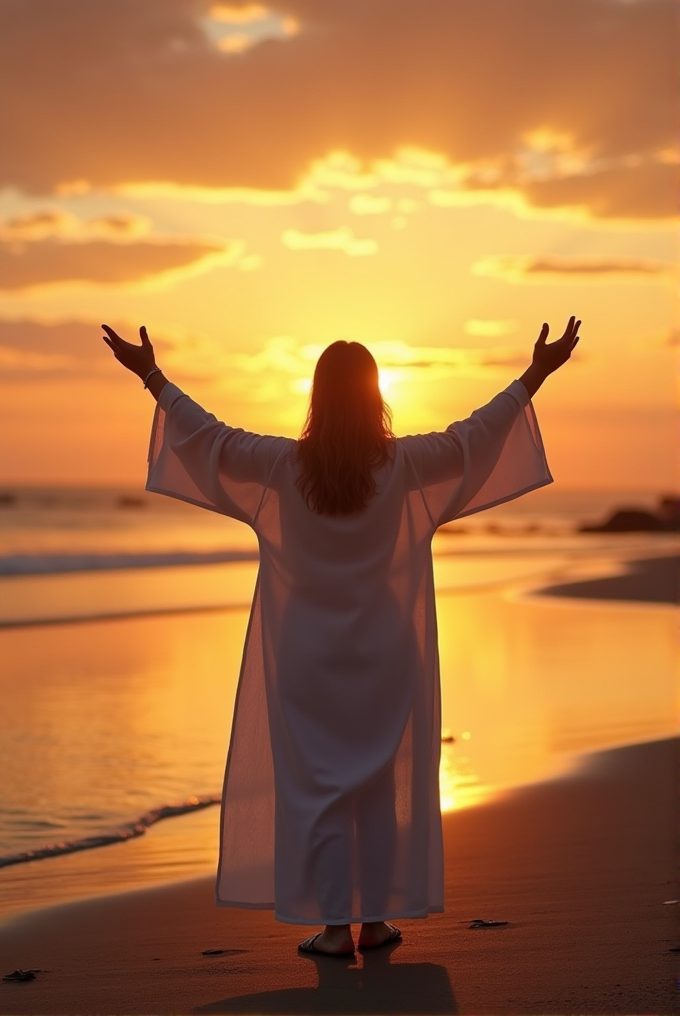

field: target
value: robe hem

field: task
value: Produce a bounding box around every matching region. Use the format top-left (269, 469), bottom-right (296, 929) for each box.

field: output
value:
top-left (275, 905), bottom-right (445, 925)
top-left (214, 898), bottom-right (276, 911)
top-left (214, 899), bottom-right (444, 923)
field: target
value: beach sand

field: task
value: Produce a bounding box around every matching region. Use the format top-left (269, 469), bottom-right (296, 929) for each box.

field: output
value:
top-left (0, 736), bottom-right (676, 1015)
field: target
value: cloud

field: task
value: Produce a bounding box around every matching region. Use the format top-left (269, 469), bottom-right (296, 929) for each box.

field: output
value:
top-left (0, 209), bottom-right (73, 240)
top-left (429, 156), bottom-right (677, 223)
top-left (236, 253), bottom-right (263, 271)
top-left (281, 227), bottom-right (378, 256)
top-left (348, 194), bottom-right (392, 215)
top-left (357, 340), bottom-right (529, 373)
top-left (464, 319), bottom-right (518, 337)
top-left (90, 214), bottom-right (151, 238)
top-left (289, 338), bottom-right (531, 377)
top-left (0, 209), bottom-right (151, 241)
top-left (0, 237), bottom-right (233, 292)
top-left (518, 160), bottom-right (677, 220)
top-left (0, 319), bottom-right (125, 379)
top-left (205, 4), bottom-right (299, 53)
top-left (0, 206), bottom-right (239, 290)
top-left (114, 181), bottom-right (327, 205)
top-left (473, 254), bottom-right (675, 282)
top-left (0, 344), bottom-right (78, 373)
top-left (0, 0), bottom-right (675, 220)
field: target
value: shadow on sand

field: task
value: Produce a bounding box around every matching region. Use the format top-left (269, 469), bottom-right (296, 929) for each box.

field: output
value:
top-left (193, 940), bottom-right (457, 1014)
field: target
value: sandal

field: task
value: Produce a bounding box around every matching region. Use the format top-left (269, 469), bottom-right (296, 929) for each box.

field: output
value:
top-left (358, 923), bottom-right (402, 950)
top-left (298, 933), bottom-right (355, 957)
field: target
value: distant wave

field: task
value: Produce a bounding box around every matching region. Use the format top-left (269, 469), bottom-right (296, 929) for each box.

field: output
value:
top-left (0, 550), bottom-right (259, 577)
top-left (0, 795), bottom-right (221, 868)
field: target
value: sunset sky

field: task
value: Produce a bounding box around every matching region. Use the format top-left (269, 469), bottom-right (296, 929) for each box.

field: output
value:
top-left (1, 0), bottom-right (676, 489)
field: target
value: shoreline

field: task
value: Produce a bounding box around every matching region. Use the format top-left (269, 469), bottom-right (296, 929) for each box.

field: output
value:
top-left (0, 737), bottom-right (676, 1014)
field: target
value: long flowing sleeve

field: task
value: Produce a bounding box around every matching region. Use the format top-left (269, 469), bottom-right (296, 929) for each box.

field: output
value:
top-left (399, 380), bottom-right (553, 529)
top-left (146, 383), bottom-right (293, 526)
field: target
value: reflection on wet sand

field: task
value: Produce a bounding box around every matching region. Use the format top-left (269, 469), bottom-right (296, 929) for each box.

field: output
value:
top-left (436, 580), bottom-right (677, 810)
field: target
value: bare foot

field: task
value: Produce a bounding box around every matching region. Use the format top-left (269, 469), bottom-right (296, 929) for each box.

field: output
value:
top-left (298, 925), bottom-right (354, 956)
top-left (358, 920), bottom-right (401, 948)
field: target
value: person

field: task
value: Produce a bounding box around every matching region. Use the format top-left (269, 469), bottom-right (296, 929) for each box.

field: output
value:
top-left (102, 316), bottom-right (580, 956)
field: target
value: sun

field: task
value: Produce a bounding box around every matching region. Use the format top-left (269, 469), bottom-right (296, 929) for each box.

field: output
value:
top-left (378, 367), bottom-right (400, 396)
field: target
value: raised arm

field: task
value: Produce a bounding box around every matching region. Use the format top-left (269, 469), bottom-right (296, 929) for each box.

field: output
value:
top-left (518, 315), bottom-right (581, 397)
top-left (101, 322), bottom-right (292, 524)
top-left (101, 324), bottom-right (168, 401)
top-left (400, 316), bottom-right (581, 527)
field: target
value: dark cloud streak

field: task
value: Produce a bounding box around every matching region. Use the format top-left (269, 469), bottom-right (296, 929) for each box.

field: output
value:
top-left (0, 237), bottom-right (226, 290)
top-left (475, 253), bottom-right (674, 281)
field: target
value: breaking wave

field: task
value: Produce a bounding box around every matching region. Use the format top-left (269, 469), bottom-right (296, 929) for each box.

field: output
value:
top-left (0, 795), bottom-right (221, 868)
top-left (0, 550), bottom-right (259, 577)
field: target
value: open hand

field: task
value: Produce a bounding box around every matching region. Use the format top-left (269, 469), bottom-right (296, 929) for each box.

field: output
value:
top-left (532, 316), bottom-right (580, 376)
top-left (102, 324), bottom-right (156, 379)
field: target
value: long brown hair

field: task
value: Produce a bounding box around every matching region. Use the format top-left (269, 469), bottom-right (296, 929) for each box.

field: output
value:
top-left (296, 341), bottom-right (394, 515)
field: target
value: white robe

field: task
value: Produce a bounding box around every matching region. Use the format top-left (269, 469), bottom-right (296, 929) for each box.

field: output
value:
top-left (146, 379), bottom-right (552, 925)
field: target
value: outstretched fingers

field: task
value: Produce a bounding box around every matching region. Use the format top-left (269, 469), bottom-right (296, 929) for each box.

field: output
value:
top-left (536, 322), bottom-right (549, 347)
top-left (560, 315), bottom-right (579, 343)
top-left (564, 318), bottom-right (581, 350)
top-left (101, 324), bottom-right (123, 345)
top-left (101, 329), bottom-right (124, 360)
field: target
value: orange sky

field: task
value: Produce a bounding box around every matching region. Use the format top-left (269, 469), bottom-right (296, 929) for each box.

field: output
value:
top-left (0, 0), bottom-right (677, 489)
